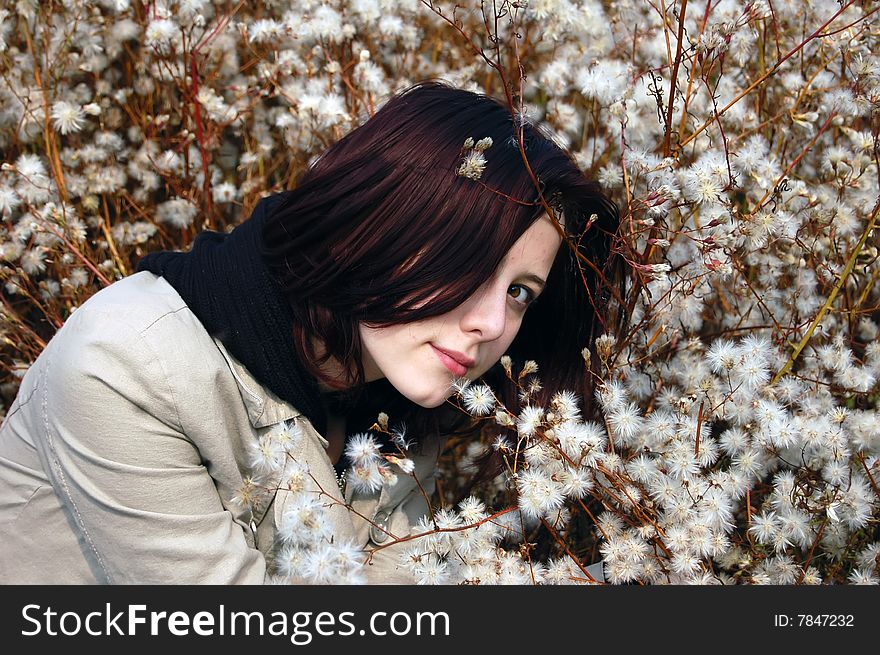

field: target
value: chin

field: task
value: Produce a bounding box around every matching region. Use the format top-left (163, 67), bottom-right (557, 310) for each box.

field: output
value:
top-left (412, 397), bottom-right (449, 409)
top-left (405, 387), bottom-right (452, 409)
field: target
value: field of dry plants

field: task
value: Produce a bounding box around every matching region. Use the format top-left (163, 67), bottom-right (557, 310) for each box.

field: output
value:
top-left (0, 0), bottom-right (878, 584)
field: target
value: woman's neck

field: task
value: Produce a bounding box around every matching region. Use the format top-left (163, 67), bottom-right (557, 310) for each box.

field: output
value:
top-left (324, 410), bottom-right (346, 466)
top-left (319, 393), bottom-right (347, 465)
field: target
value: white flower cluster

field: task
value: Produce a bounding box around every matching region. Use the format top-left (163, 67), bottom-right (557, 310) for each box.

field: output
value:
top-left (399, 498), bottom-right (599, 585)
top-left (456, 136), bottom-right (493, 180)
top-left (238, 420), bottom-right (367, 584)
top-left (343, 431), bottom-right (415, 492)
top-left (428, 332), bottom-right (878, 584)
top-left (399, 388), bottom-right (606, 584)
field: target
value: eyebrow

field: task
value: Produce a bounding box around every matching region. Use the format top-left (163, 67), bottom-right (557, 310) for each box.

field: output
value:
top-left (522, 274), bottom-right (547, 291)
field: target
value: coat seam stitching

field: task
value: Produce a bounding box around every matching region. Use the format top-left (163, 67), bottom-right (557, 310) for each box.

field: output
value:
top-left (41, 342), bottom-right (114, 583)
top-left (214, 344), bottom-right (265, 423)
top-left (139, 305), bottom-right (190, 334)
top-left (137, 330), bottom-right (184, 434)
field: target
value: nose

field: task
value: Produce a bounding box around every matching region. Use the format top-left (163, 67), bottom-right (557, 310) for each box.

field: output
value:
top-left (458, 282), bottom-right (507, 342)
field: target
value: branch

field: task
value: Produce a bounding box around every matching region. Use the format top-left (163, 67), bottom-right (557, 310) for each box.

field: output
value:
top-left (771, 198), bottom-right (880, 384)
top-left (663, 0), bottom-right (689, 157)
top-left (679, 0), bottom-right (857, 149)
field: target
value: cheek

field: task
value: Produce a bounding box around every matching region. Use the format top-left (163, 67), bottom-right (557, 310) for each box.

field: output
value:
top-left (363, 324), bottom-right (418, 351)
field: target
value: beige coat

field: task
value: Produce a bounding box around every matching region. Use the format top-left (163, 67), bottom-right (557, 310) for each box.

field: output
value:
top-left (0, 271), bottom-right (441, 584)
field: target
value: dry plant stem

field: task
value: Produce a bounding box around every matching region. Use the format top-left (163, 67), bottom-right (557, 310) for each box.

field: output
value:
top-left (573, 240), bottom-right (627, 311)
top-left (745, 488), bottom-right (752, 528)
top-left (694, 400), bottom-right (704, 458)
top-left (308, 463), bottom-right (519, 556)
top-left (617, 140), bottom-right (649, 328)
top-left (470, 179), bottom-right (539, 206)
top-left (599, 465), bottom-right (664, 532)
top-left (411, 471), bottom-right (438, 526)
top-left (538, 517), bottom-right (600, 583)
top-left (663, 0), bottom-right (689, 157)
top-left (705, 274), bottom-right (735, 316)
top-left (100, 195), bottom-right (129, 277)
top-left (858, 453), bottom-right (880, 499)
top-left (186, 7), bottom-right (241, 230)
top-left (23, 13), bottom-right (67, 204)
top-left (787, 52), bottom-right (840, 121)
top-left (766, 0), bottom-right (782, 58)
top-left (573, 246), bottom-right (609, 334)
top-left (6, 280), bottom-right (63, 330)
top-left (816, 5), bottom-right (880, 38)
top-left (677, 0), bottom-right (714, 143)
top-left (730, 107), bottom-right (790, 144)
top-left (620, 128), bottom-right (635, 233)
top-left (728, 255), bottom-right (797, 350)
top-left (0, 297), bottom-right (47, 350)
top-left (368, 507), bottom-right (520, 557)
top-left (421, 2), bottom-right (491, 70)
top-left (851, 268), bottom-right (879, 322)
top-left (189, 53), bottom-right (216, 229)
top-left (34, 214), bottom-right (113, 288)
top-left (307, 472), bottom-right (401, 545)
top-left (703, 77), bottom-right (736, 188)
top-left (796, 516), bottom-right (828, 584)
top-left (579, 458), bottom-right (663, 536)
top-left (614, 276), bottom-right (691, 358)
top-left (679, 0), bottom-right (858, 149)
top-left (748, 112), bottom-right (837, 216)
top-left (771, 199), bottom-right (880, 384)
top-left (577, 498), bottom-right (609, 541)
top-left (656, 0), bottom-right (674, 70)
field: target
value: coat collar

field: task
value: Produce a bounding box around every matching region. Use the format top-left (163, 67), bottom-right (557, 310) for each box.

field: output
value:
top-left (212, 337), bottom-right (308, 430)
top-left (214, 334), bottom-right (441, 547)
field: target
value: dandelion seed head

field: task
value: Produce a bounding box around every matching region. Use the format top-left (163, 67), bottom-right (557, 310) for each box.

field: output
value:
top-left (596, 378), bottom-right (628, 413)
top-left (551, 390), bottom-right (581, 421)
top-left (19, 247), bottom-right (48, 275)
top-left (347, 461), bottom-right (386, 493)
top-left (517, 405), bottom-right (544, 437)
top-left (458, 496), bottom-right (487, 523)
top-left (51, 100), bottom-right (86, 135)
top-left (461, 383), bottom-right (495, 416)
top-left (279, 494), bottom-right (331, 546)
top-left (344, 432), bottom-right (381, 467)
top-left (457, 150), bottom-right (486, 180)
top-left (516, 467), bottom-right (565, 519)
top-left (606, 402), bottom-right (644, 445)
top-left (558, 467), bottom-right (593, 499)
top-left (248, 433), bottom-right (286, 476)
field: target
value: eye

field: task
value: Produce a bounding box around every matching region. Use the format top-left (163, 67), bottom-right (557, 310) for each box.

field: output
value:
top-left (507, 284), bottom-right (536, 307)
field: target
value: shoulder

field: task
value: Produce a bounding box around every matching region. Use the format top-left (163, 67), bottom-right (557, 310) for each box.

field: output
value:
top-left (43, 272), bottom-right (222, 415)
top-left (29, 272), bottom-right (259, 451)
top-left (55, 271), bottom-right (217, 360)
top-left (66, 271), bottom-right (193, 335)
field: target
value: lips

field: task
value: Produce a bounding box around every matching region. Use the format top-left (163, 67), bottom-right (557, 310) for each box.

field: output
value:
top-left (431, 344), bottom-right (475, 376)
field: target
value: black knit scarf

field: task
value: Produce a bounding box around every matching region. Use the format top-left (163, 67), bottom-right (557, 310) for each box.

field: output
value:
top-left (136, 195), bottom-right (328, 436)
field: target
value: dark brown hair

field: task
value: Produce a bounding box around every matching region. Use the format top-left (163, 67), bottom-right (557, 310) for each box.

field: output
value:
top-left (262, 81), bottom-right (626, 439)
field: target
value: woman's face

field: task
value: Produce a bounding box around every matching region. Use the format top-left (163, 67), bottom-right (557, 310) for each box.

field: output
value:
top-left (359, 214), bottom-right (563, 407)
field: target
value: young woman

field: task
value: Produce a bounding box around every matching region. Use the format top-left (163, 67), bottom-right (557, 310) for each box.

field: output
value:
top-left (0, 81), bottom-right (624, 583)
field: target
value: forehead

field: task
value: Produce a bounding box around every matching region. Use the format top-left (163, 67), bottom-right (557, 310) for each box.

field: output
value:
top-left (500, 214), bottom-right (562, 271)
